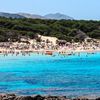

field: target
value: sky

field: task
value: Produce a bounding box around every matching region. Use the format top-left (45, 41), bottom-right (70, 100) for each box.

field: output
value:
top-left (0, 0), bottom-right (100, 20)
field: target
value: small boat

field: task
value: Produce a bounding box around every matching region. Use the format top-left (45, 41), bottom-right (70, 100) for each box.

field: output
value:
top-left (45, 51), bottom-right (53, 55)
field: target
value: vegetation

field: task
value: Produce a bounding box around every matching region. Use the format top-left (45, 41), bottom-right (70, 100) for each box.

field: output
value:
top-left (0, 17), bottom-right (100, 42)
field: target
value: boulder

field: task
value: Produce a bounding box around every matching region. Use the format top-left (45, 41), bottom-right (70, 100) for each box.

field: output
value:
top-left (14, 96), bottom-right (33, 100)
top-left (33, 95), bottom-right (44, 100)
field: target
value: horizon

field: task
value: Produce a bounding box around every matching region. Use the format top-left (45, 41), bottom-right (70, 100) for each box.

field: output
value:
top-left (0, 0), bottom-right (100, 20)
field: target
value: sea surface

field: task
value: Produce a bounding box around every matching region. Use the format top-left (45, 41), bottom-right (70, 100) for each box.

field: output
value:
top-left (0, 52), bottom-right (100, 97)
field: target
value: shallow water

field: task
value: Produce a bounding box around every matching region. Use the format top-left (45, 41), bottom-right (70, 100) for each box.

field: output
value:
top-left (0, 52), bottom-right (100, 97)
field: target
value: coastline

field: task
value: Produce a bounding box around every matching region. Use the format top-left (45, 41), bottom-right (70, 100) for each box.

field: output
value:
top-left (0, 49), bottom-right (100, 56)
top-left (0, 38), bottom-right (99, 56)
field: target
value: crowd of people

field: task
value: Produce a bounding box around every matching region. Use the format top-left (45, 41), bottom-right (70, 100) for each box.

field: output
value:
top-left (0, 38), bottom-right (99, 56)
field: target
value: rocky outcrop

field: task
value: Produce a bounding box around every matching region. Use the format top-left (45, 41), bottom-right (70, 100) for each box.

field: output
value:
top-left (0, 94), bottom-right (100, 100)
top-left (75, 30), bottom-right (88, 40)
top-left (0, 94), bottom-right (16, 100)
top-left (15, 96), bottom-right (34, 100)
top-left (0, 94), bottom-right (67, 100)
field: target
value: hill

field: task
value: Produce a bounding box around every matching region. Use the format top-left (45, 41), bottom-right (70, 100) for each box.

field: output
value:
top-left (18, 13), bottom-right (45, 19)
top-left (0, 17), bottom-right (100, 42)
top-left (0, 12), bottom-right (25, 19)
top-left (0, 12), bottom-right (73, 20)
top-left (44, 13), bottom-right (73, 20)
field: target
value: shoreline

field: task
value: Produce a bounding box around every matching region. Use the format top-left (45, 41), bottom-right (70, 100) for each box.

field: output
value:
top-left (0, 40), bottom-right (99, 55)
top-left (0, 49), bottom-right (100, 56)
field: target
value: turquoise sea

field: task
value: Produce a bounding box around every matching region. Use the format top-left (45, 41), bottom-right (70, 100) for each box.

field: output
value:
top-left (0, 52), bottom-right (100, 97)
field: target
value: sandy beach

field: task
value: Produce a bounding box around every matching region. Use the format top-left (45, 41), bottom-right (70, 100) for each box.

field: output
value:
top-left (0, 38), bottom-right (99, 56)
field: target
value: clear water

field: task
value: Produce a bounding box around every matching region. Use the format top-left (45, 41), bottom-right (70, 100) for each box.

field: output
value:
top-left (0, 52), bottom-right (100, 97)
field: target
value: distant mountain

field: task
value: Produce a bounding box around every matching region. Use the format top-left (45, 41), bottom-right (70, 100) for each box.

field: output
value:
top-left (0, 12), bottom-right (73, 20)
top-left (18, 13), bottom-right (45, 19)
top-left (0, 12), bottom-right (25, 19)
top-left (44, 13), bottom-right (73, 20)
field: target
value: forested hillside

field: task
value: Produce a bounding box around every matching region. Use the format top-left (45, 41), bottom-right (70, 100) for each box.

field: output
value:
top-left (0, 17), bottom-right (100, 42)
